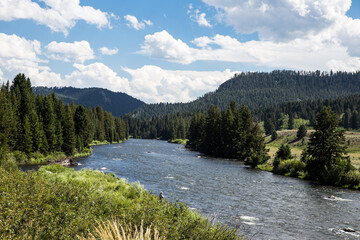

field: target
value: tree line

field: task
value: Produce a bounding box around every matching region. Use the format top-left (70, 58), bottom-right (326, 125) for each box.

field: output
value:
top-left (125, 113), bottom-right (191, 140)
top-left (132, 70), bottom-right (360, 119)
top-left (255, 94), bottom-right (360, 135)
top-left (0, 74), bottom-right (128, 163)
top-left (186, 102), bottom-right (269, 167)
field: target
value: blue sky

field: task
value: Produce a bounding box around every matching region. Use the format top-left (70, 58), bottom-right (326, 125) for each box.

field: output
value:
top-left (0, 0), bottom-right (360, 103)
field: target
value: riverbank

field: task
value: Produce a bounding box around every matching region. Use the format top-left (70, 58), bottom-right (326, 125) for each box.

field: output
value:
top-left (0, 165), bottom-right (241, 239)
top-left (266, 130), bottom-right (360, 169)
top-left (258, 130), bottom-right (360, 189)
top-left (6, 140), bottom-right (122, 167)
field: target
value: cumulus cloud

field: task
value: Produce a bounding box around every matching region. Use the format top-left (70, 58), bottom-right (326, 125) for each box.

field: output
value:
top-left (65, 62), bottom-right (130, 92)
top-left (140, 28), bottom-right (360, 71)
top-left (0, 33), bottom-right (65, 86)
top-left (124, 15), bottom-right (152, 30)
top-left (202, 0), bottom-right (350, 41)
top-left (99, 47), bottom-right (119, 56)
top-left (122, 65), bottom-right (237, 103)
top-left (139, 30), bottom-right (194, 64)
top-left (46, 40), bottom-right (94, 63)
top-left (0, 0), bottom-right (110, 36)
top-left (199, 0), bottom-right (360, 61)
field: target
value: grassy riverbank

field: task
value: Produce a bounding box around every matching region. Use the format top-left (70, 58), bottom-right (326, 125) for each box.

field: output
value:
top-left (265, 130), bottom-right (360, 169)
top-left (5, 140), bottom-right (120, 167)
top-left (168, 139), bottom-right (188, 145)
top-left (0, 165), bottom-right (241, 240)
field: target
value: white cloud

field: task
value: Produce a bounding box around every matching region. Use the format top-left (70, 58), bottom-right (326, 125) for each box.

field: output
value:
top-left (140, 30), bottom-right (360, 71)
top-left (64, 63), bottom-right (236, 103)
top-left (200, 0), bottom-right (360, 62)
top-left (202, 0), bottom-right (351, 41)
top-left (46, 40), bottom-right (94, 63)
top-left (0, 33), bottom-right (66, 86)
top-left (99, 47), bottom-right (119, 56)
top-left (122, 65), bottom-right (238, 103)
top-left (139, 30), bottom-right (194, 64)
top-left (189, 8), bottom-right (212, 28)
top-left (124, 15), bottom-right (152, 30)
top-left (0, 0), bottom-right (110, 36)
top-left (143, 20), bottom-right (153, 26)
top-left (65, 62), bottom-right (130, 93)
top-left (195, 11), bottom-right (212, 28)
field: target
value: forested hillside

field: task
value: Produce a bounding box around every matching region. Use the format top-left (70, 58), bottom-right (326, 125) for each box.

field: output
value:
top-left (132, 70), bottom-right (360, 118)
top-left (34, 86), bottom-right (145, 116)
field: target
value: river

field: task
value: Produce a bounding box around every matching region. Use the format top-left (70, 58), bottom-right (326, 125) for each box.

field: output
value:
top-left (73, 139), bottom-right (360, 240)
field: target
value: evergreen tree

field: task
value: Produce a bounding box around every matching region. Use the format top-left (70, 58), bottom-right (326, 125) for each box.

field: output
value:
top-left (20, 115), bottom-right (33, 156)
top-left (271, 131), bottom-right (278, 141)
top-left (62, 105), bottom-right (76, 156)
top-left (202, 105), bottom-right (222, 156)
top-left (296, 125), bottom-right (307, 139)
top-left (302, 107), bottom-right (351, 185)
top-left (273, 144), bottom-right (292, 170)
top-left (288, 113), bottom-right (294, 129)
top-left (74, 105), bottom-right (92, 149)
top-left (264, 117), bottom-right (275, 136)
top-left (239, 106), bottom-right (269, 167)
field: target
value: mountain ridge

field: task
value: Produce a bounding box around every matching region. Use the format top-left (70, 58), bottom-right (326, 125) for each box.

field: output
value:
top-left (33, 86), bottom-right (146, 116)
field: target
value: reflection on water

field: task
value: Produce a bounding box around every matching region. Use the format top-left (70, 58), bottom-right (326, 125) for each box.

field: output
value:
top-left (72, 139), bottom-right (360, 240)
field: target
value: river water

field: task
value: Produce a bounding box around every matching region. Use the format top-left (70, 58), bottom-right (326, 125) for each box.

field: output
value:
top-left (73, 139), bottom-right (360, 240)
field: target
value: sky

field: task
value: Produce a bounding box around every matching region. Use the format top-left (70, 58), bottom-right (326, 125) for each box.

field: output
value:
top-left (0, 0), bottom-right (360, 103)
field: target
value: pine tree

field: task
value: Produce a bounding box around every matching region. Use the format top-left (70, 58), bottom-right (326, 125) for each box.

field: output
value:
top-left (62, 105), bottom-right (76, 156)
top-left (288, 113), bottom-right (294, 129)
top-left (202, 105), bottom-right (221, 156)
top-left (273, 144), bottom-right (292, 170)
top-left (296, 125), bottom-right (307, 139)
top-left (74, 105), bottom-right (92, 148)
top-left (241, 106), bottom-right (269, 168)
top-left (302, 107), bottom-right (351, 185)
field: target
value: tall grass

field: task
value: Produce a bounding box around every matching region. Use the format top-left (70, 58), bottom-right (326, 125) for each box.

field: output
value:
top-left (0, 165), bottom-right (241, 240)
top-left (78, 219), bottom-right (164, 240)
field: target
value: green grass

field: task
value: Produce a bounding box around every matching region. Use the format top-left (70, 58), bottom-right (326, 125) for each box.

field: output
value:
top-left (0, 165), bottom-right (241, 240)
top-left (266, 129), bottom-right (360, 169)
top-left (168, 139), bottom-right (188, 145)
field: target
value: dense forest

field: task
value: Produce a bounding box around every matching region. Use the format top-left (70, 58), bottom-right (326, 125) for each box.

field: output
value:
top-left (0, 74), bottom-right (129, 165)
top-left (255, 94), bottom-right (360, 134)
top-left (132, 70), bottom-right (360, 119)
top-left (34, 86), bottom-right (145, 116)
top-left (127, 94), bottom-right (360, 141)
top-left (187, 102), bottom-right (269, 167)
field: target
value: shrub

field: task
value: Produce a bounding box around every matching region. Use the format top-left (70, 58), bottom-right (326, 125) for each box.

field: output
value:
top-left (12, 151), bottom-right (28, 163)
top-left (0, 157), bottom-right (18, 171)
top-left (277, 159), bottom-right (306, 177)
top-left (344, 170), bottom-right (360, 187)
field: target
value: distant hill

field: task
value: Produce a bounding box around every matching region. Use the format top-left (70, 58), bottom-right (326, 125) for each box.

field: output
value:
top-left (131, 70), bottom-right (360, 118)
top-left (33, 87), bottom-right (146, 116)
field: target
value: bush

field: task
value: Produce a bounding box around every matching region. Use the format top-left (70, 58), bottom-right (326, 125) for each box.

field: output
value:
top-left (344, 170), bottom-right (360, 188)
top-left (12, 151), bottom-right (28, 164)
top-left (0, 157), bottom-right (18, 171)
top-left (277, 159), bottom-right (306, 177)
